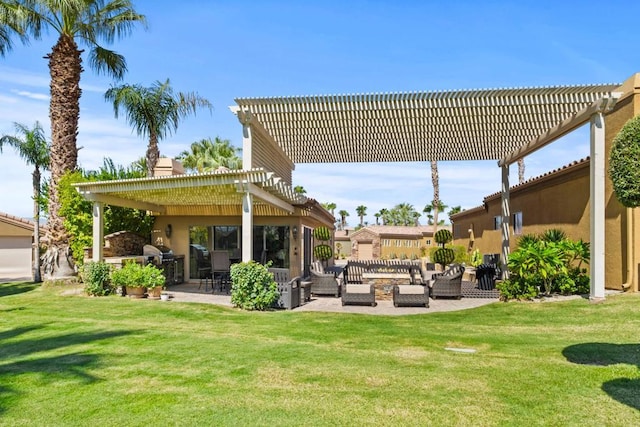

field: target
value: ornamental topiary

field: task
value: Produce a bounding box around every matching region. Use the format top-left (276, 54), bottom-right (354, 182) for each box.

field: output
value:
top-left (434, 229), bottom-right (453, 246)
top-left (230, 261), bottom-right (279, 311)
top-left (609, 114), bottom-right (640, 207)
top-left (433, 247), bottom-right (454, 268)
top-left (313, 226), bottom-right (331, 241)
top-left (313, 244), bottom-right (333, 261)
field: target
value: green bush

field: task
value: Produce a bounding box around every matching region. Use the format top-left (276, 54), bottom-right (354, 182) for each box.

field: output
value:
top-left (110, 262), bottom-right (165, 290)
top-left (609, 114), bottom-right (640, 207)
top-left (313, 226), bottom-right (331, 241)
top-left (433, 247), bottom-right (454, 268)
top-left (498, 228), bottom-right (590, 300)
top-left (313, 244), bottom-right (333, 261)
top-left (470, 249), bottom-right (482, 267)
top-left (434, 229), bottom-right (453, 245)
top-left (230, 261), bottom-right (279, 311)
top-left (82, 261), bottom-right (113, 296)
top-left (450, 245), bottom-right (468, 264)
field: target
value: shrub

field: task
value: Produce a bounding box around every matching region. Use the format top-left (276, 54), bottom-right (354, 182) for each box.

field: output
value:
top-left (230, 261), bottom-right (279, 311)
top-left (433, 247), bottom-right (454, 268)
top-left (498, 228), bottom-right (590, 300)
top-left (313, 226), bottom-right (331, 241)
top-left (313, 244), bottom-right (333, 261)
top-left (470, 249), bottom-right (482, 268)
top-left (434, 229), bottom-right (452, 246)
top-left (609, 114), bottom-right (640, 207)
top-left (110, 262), bottom-right (165, 290)
top-left (450, 245), bottom-right (468, 264)
top-left (82, 261), bottom-right (113, 296)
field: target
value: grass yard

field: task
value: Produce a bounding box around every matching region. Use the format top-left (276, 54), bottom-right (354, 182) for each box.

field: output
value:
top-left (0, 281), bottom-right (639, 426)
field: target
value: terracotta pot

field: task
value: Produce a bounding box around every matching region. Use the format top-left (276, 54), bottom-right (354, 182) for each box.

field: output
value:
top-left (147, 286), bottom-right (163, 299)
top-left (125, 286), bottom-right (146, 298)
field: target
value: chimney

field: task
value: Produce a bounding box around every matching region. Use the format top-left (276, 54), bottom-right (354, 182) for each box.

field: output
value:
top-left (153, 158), bottom-right (185, 176)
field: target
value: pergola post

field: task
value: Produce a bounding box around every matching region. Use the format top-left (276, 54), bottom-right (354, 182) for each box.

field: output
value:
top-left (241, 114), bottom-right (253, 169)
top-left (241, 191), bottom-right (253, 262)
top-left (589, 112), bottom-right (606, 300)
top-left (500, 164), bottom-right (510, 279)
top-left (92, 202), bottom-right (104, 262)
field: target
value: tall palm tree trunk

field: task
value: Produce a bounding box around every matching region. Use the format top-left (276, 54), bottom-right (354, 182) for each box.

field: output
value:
top-left (518, 158), bottom-right (525, 184)
top-left (147, 132), bottom-right (160, 176)
top-left (32, 167), bottom-right (42, 282)
top-left (431, 160), bottom-right (440, 243)
top-left (43, 35), bottom-right (82, 278)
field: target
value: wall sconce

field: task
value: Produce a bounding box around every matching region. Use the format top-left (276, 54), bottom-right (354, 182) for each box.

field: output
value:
top-left (165, 224), bottom-right (172, 238)
top-left (291, 225), bottom-right (298, 240)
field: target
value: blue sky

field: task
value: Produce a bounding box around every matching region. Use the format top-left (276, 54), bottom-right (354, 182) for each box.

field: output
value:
top-left (1, 0), bottom-right (638, 224)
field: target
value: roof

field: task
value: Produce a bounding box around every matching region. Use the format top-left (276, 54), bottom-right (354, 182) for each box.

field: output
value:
top-left (73, 168), bottom-right (318, 217)
top-left (0, 211), bottom-right (35, 231)
top-left (350, 225), bottom-right (442, 238)
top-left (234, 83), bottom-right (620, 163)
top-left (451, 157), bottom-right (591, 219)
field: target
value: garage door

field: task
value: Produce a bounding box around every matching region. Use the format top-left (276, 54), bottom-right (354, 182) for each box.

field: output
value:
top-left (358, 242), bottom-right (373, 260)
top-left (0, 236), bottom-right (32, 279)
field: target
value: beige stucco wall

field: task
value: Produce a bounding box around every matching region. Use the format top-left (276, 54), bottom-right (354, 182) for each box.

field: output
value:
top-left (0, 221), bottom-right (32, 237)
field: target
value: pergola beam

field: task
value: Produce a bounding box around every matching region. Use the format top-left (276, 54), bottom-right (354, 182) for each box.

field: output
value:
top-left (79, 192), bottom-right (166, 214)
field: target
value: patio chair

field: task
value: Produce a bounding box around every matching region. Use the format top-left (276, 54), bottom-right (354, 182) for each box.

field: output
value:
top-left (341, 283), bottom-right (376, 307)
top-left (393, 285), bottom-right (429, 308)
top-left (211, 250), bottom-right (231, 293)
top-left (310, 261), bottom-right (340, 297)
top-left (344, 261), bottom-right (368, 284)
top-left (268, 268), bottom-right (301, 310)
top-left (430, 263), bottom-right (465, 299)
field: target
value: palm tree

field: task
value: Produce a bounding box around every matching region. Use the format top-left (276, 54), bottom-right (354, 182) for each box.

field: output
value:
top-left (423, 200), bottom-right (448, 225)
top-left (374, 212), bottom-right (380, 225)
top-left (1, 121), bottom-right (49, 282)
top-left (430, 160), bottom-right (441, 234)
top-left (448, 205), bottom-right (462, 223)
top-left (378, 208), bottom-right (389, 225)
top-left (518, 158), bottom-right (525, 184)
top-left (178, 137), bottom-right (242, 173)
top-left (293, 185), bottom-right (306, 195)
top-left (338, 210), bottom-right (349, 230)
top-left (1, 0), bottom-right (146, 278)
top-left (105, 78), bottom-right (212, 176)
top-left (355, 205), bottom-right (367, 227)
top-left (326, 202), bottom-right (336, 217)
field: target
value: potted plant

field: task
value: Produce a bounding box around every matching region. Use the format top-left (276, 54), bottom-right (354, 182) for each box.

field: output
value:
top-left (110, 262), bottom-right (165, 299)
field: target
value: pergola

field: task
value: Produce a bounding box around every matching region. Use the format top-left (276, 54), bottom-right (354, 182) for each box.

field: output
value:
top-left (231, 83), bottom-right (623, 299)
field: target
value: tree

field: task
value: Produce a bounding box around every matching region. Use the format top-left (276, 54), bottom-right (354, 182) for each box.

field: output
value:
top-left (104, 78), bottom-right (212, 176)
top-left (0, 0), bottom-right (146, 279)
top-left (430, 160), bottom-right (441, 233)
top-left (293, 185), bottom-right (306, 195)
top-left (609, 114), bottom-right (640, 207)
top-left (374, 212), bottom-right (380, 225)
top-left (447, 205), bottom-right (462, 223)
top-left (178, 137), bottom-right (242, 173)
top-left (325, 202), bottom-right (336, 217)
top-left (378, 208), bottom-right (389, 225)
top-left (387, 203), bottom-right (419, 226)
top-left (355, 205), bottom-right (367, 227)
top-left (423, 201), bottom-right (448, 225)
top-left (338, 210), bottom-right (349, 230)
top-left (518, 158), bottom-right (525, 184)
top-left (0, 121), bottom-right (49, 282)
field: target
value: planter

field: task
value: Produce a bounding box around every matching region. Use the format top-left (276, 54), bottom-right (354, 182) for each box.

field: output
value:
top-left (147, 286), bottom-right (163, 300)
top-left (160, 293), bottom-right (170, 302)
top-left (125, 286), bottom-right (146, 299)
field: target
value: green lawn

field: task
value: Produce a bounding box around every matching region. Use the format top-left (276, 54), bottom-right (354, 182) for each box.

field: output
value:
top-left (1, 282), bottom-right (639, 426)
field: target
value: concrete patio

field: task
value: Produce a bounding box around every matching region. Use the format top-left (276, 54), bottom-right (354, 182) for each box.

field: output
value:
top-left (165, 282), bottom-right (498, 315)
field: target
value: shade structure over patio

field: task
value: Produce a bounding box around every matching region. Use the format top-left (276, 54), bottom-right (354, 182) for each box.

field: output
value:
top-left (231, 79), bottom-right (633, 300)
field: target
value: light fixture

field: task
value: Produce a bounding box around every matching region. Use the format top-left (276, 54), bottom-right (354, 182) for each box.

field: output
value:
top-left (165, 224), bottom-right (172, 238)
top-left (292, 225), bottom-right (298, 240)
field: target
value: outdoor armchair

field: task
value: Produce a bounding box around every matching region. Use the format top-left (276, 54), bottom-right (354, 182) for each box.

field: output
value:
top-left (393, 285), bottom-right (430, 308)
top-left (430, 264), bottom-right (465, 299)
top-left (341, 283), bottom-right (376, 306)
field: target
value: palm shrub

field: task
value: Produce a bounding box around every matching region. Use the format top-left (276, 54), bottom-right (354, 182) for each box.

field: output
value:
top-left (230, 261), bottom-right (279, 311)
top-left (497, 229), bottom-right (590, 300)
top-left (82, 261), bottom-right (113, 296)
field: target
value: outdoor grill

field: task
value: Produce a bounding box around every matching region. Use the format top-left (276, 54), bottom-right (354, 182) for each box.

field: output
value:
top-left (143, 244), bottom-right (174, 266)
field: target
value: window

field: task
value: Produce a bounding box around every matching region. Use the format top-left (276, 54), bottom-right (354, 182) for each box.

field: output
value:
top-left (382, 239), bottom-right (390, 247)
top-left (395, 239), bottom-right (401, 247)
top-left (253, 226), bottom-right (290, 268)
top-left (513, 212), bottom-right (523, 235)
top-left (493, 216), bottom-right (502, 230)
top-left (425, 239), bottom-right (431, 245)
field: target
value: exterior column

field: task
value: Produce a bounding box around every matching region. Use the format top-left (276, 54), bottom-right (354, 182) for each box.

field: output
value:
top-left (241, 191), bottom-right (253, 262)
top-left (500, 164), bottom-right (510, 279)
top-left (590, 112), bottom-right (606, 300)
top-left (92, 202), bottom-right (104, 262)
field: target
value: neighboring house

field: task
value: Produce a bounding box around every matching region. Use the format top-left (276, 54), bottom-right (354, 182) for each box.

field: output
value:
top-left (348, 225), bottom-right (443, 260)
top-left (334, 228), bottom-right (353, 259)
top-left (0, 211), bottom-right (35, 279)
